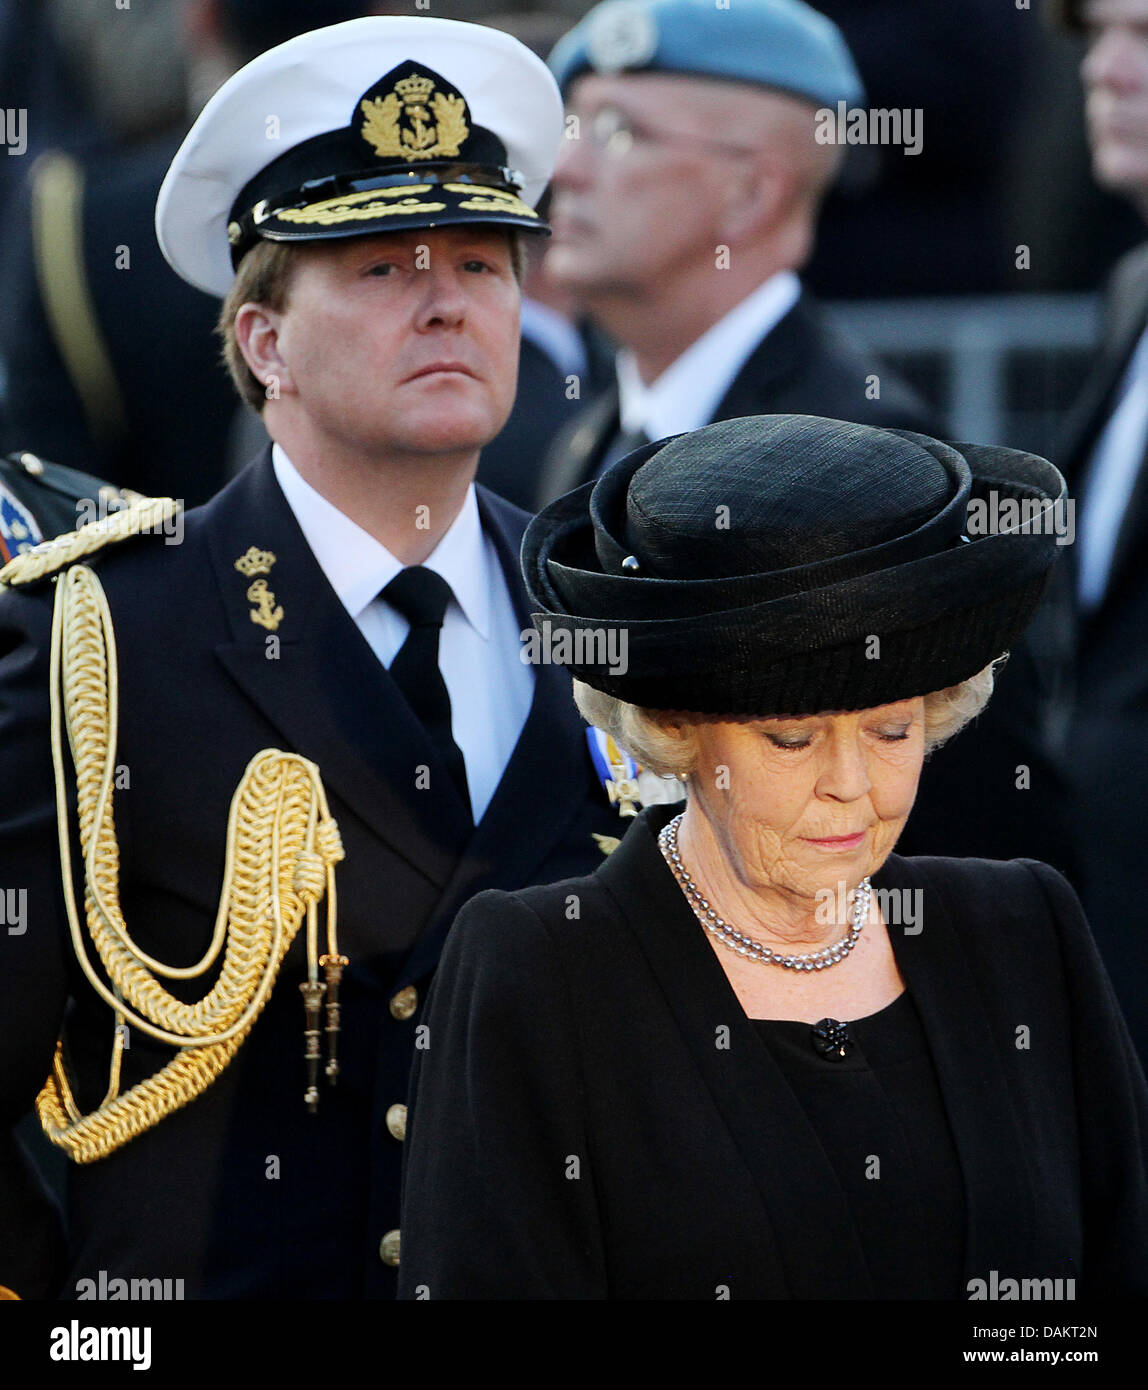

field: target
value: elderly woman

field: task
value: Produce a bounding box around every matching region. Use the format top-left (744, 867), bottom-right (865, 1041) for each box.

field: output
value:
top-left (397, 415), bottom-right (1148, 1300)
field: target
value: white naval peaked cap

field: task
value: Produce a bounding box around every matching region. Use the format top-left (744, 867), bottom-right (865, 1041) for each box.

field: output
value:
top-left (156, 16), bottom-right (564, 298)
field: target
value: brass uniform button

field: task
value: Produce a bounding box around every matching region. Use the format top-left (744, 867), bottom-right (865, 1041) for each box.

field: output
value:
top-left (379, 1229), bottom-right (401, 1267)
top-left (386, 1103), bottom-right (407, 1142)
top-left (389, 985), bottom-right (418, 1020)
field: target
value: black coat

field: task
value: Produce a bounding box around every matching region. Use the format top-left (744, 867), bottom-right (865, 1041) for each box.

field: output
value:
top-left (531, 289), bottom-right (936, 509)
top-left (398, 803), bottom-right (1148, 1300)
top-left (0, 450), bottom-right (621, 1299)
top-left (1055, 241), bottom-right (1148, 1061)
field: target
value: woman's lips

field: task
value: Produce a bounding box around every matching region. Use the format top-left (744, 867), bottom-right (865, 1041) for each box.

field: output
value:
top-left (802, 831), bottom-right (866, 850)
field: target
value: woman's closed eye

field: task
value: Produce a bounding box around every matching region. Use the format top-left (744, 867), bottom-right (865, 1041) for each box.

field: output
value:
top-left (765, 732), bottom-right (812, 751)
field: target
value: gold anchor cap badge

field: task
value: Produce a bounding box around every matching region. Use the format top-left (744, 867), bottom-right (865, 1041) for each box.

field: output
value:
top-left (358, 62), bottom-right (470, 163)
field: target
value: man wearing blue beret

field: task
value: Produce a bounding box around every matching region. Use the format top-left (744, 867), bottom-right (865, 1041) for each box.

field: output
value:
top-left (534, 0), bottom-right (934, 506)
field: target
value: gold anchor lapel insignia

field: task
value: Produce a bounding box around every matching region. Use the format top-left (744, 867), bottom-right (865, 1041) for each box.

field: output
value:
top-left (234, 547), bottom-right (284, 632)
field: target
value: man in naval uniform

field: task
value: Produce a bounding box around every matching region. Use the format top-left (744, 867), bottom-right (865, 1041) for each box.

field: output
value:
top-left (0, 17), bottom-right (623, 1300)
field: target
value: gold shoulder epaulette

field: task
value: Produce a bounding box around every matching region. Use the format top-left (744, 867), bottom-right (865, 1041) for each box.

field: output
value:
top-left (0, 495), bottom-right (180, 589)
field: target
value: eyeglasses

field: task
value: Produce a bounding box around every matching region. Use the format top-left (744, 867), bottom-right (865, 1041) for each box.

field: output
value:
top-left (573, 105), bottom-right (757, 160)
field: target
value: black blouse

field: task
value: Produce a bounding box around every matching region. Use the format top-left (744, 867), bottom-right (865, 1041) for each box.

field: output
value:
top-left (752, 992), bottom-right (966, 1298)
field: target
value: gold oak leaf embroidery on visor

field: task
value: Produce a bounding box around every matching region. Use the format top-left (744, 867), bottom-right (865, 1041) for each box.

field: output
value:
top-left (442, 184), bottom-right (538, 218)
top-left (276, 186), bottom-right (447, 226)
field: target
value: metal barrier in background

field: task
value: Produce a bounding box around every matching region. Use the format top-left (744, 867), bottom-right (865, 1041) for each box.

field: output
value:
top-left (829, 294), bottom-right (1102, 455)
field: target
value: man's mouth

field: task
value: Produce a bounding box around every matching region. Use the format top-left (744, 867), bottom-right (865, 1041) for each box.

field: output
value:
top-left (404, 362), bottom-right (477, 382)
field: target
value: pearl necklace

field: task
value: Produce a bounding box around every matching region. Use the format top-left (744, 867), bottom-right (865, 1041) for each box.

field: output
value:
top-left (657, 813), bottom-right (871, 971)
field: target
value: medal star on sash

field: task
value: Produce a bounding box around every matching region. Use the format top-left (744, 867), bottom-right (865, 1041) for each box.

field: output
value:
top-left (585, 728), bottom-right (687, 823)
top-left (587, 727), bottom-right (642, 817)
top-left (0, 482), bottom-right (42, 565)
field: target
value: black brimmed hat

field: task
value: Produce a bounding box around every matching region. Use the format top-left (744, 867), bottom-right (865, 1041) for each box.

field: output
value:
top-left (522, 415), bottom-right (1068, 716)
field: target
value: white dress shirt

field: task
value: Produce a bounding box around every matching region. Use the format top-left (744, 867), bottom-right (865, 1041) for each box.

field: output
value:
top-left (1077, 329), bottom-right (1148, 610)
top-left (272, 445), bottom-right (534, 823)
top-left (615, 271), bottom-right (802, 441)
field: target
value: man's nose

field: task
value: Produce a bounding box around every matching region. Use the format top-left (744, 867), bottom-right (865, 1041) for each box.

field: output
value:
top-left (415, 262), bottom-right (467, 329)
top-left (1084, 27), bottom-right (1144, 92)
top-left (552, 120), bottom-right (597, 188)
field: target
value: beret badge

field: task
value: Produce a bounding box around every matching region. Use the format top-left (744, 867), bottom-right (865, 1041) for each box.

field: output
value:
top-left (586, 0), bottom-right (659, 73)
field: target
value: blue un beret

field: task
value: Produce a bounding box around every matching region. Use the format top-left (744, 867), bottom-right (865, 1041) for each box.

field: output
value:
top-left (549, 0), bottom-right (864, 109)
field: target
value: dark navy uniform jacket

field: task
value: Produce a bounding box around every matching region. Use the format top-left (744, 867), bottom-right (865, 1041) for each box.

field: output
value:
top-left (0, 450), bottom-right (619, 1299)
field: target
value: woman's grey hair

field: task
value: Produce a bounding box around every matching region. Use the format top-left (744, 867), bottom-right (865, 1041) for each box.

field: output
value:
top-left (572, 660), bottom-right (1000, 778)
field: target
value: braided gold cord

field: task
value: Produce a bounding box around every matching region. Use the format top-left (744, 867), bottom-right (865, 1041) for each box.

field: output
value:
top-left (36, 564), bottom-right (344, 1163)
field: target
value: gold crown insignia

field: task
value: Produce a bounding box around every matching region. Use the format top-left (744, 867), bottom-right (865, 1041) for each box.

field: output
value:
top-left (234, 546), bottom-right (276, 578)
top-left (394, 73), bottom-right (435, 106)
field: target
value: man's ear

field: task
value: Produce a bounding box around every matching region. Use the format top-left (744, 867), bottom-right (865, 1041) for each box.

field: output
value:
top-left (234, 302), bottom-right (294, 397)
top-left (718, 158), bottom-right (793, 245)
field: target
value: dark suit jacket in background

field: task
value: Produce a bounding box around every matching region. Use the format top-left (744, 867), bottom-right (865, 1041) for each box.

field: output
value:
top-left (532, 289), bottom-right (936, 509)
top-left (476, 324), bottom-right (614, 513)
top-left (398, 804), bottom-right (1148, 1300)
top-left (0, 450), bottom-right (620, 1299)
top-left (1055, 241), bottom-right (1148, 1063)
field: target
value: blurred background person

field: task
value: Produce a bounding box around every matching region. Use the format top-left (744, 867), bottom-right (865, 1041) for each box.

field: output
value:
top-left (534, 0), bottom-right (934, 510)
top-left (472, 9), bottom-right (617, 508)
top-left (0, 1), bottom-right (370, 508)
top-left (1049, 0), bottom-right (1148, 1064)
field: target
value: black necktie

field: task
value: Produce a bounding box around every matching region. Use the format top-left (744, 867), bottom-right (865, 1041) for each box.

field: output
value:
top-left (596, 425), bottom-right (650, 477)
top-left (382, 566), bottom-right (471, 819)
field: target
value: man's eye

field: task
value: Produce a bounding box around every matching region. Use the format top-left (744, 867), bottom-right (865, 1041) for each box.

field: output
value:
top-left (462, 259), bottom-right (491, 273)
top-left (366, 262), bottom-right (396, 276)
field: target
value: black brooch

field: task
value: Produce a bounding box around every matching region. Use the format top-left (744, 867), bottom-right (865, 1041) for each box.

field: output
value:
top-left (811, 1017), bottom-right (853, 1062)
